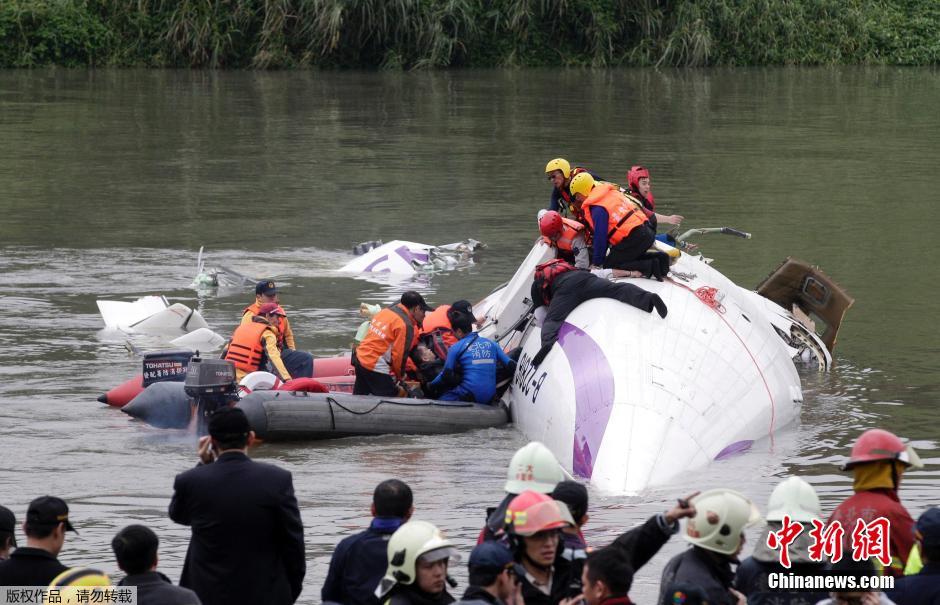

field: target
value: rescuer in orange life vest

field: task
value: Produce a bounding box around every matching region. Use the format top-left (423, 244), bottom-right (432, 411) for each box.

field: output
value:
top-left (353, 291), bottom-right (430, 397)
top-left (569, 172), bottom-right (671, 280)
top-left (224, 302), bottom-right (292, 383)
top-left (242, 280), bottom-right (314, 378)
top-left (538, 210), bottom-right (591, 269)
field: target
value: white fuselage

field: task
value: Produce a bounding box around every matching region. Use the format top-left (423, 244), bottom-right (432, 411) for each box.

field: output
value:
top-left (480, 241), bottom-right (811, 495)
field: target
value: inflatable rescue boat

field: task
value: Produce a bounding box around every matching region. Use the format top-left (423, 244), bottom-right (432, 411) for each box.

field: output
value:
top-left (121, 373), bottom-right (508, 438)
top-left (478, 239), bottom-right (852, 495)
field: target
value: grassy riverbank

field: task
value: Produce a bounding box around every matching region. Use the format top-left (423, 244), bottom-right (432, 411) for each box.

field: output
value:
top-left (2, 0), bottom-right (939, 68)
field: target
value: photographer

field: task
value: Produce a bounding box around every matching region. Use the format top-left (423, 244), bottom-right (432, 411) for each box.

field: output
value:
top-left (458, 542), bottom-right (526, 605)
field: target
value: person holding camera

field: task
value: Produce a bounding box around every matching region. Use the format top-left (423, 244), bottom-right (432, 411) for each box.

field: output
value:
top-left (168, 407), bottom-right (306, 605)
top-left (458, 542), bottom-right (526, 605)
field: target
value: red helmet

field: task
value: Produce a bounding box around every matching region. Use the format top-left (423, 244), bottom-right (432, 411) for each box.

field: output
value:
top-left (842, 429), bottom-right (920, 470)
top-left (539, 211), bottom-right (564, 239)
top-left (627, 165), bottom-right (650, 192)
top-left (504, 490), bottom-right (573, 537)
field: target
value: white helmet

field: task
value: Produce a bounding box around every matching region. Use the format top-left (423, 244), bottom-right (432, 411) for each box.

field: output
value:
top-left (766, 477), bottom-right (821, 523)
top-left (684, 489), bottom-right (761, 555)
top-left (504, 441), bottom-right (564, 494)
top-left (375, 520), bottom-right (460, 598)
top-left (237, 371), bottom-right (282, 397)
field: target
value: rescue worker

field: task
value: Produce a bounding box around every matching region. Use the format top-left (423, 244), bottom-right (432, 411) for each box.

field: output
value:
top-left (545, 158), bottom-right (600, 219)
top-left (503, 491), bottom-right (576, 605)
top-left (659, 489), bottom-right (760, 605)
top-left (625, 166), bottom-right (684, 232)
top-left (538, 210), bottom-right (590, 269)
top-left (551, 481), bottom-right (590, 598)
top-left (578, 547), bottom-right (634, 605)
top-left (375, 520), bottom-right (459, 605)
top-left (506, 491), bottom-right (698, 605)
top-left (829, 428), bottom-right (921, 577)
top-left (48, 567), bottom-right (113, 602)
top-left (224, 302), bottom-right (292, 383)
top-left (354, 291), bottom-right (430, 397)
top-left (242, 280), bottom-right (314, 378)
top-left (479, 442), bottom-right (565, 544)
top-left (420, 300), bottom-right (475, 362)
top-left (569, 172), bottom-right (670, 280)
top-left (529, 259), bottom-right (667, 367)
top-left (428, 313), bottom-right (515, 404)
top-left (457, 542), bottom-right (524, 605)
top-left (734, 477), bottom-right (828, 605)
top-left (887, 507), bottom-right (940, 605)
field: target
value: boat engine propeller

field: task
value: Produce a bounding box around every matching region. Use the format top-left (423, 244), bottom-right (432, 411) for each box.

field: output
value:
top-left (184, 355), bottom-right (238, 434)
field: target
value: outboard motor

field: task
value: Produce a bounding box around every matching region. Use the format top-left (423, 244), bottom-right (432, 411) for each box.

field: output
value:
top-left (184, 355), bottom-right (237, 435)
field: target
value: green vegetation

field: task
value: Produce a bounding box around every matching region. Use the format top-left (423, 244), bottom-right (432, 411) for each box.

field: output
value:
top-left (2, 0), bottom-right (939, 68)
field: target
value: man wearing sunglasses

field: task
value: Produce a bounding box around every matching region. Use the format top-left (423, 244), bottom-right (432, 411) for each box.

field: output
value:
top-left (458, 542), bottom-right (526, 605)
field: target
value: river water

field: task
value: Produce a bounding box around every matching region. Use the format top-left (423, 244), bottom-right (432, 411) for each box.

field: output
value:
top-left (1, 68), bottom-right (938, 601)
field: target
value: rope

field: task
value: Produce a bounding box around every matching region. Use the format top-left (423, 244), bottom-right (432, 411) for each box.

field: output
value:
top-left (694, 286), bottom-right (726, 314)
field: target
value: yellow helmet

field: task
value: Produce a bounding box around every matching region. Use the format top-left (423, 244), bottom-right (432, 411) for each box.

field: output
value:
top-left (544, 158), bottom-right (571, 179)
top-left (568, 172), bottom-right (595, 198)
top-left (48, 568), bottom-right (112, 603)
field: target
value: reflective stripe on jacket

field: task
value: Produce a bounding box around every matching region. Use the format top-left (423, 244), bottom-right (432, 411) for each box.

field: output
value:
top-left (582, 183), bottom-right (647, 246)
top-left (355, 304), bottom-right (420, 379)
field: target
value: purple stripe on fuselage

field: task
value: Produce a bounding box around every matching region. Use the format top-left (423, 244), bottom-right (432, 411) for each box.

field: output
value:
top-left (558, 322), bottom-right (616, 479)
top-left (395, 245), bottom-right (429, 264)
top-left (714, 440), bottom-right (753, 461)
top-left (363, 254), bottom-right (389, 272)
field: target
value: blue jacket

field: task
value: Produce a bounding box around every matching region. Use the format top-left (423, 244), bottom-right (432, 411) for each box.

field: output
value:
top-left (886, 561), bottom-right (940, 605)
top-left (430, 333), bottom-right (513, 404)
top-left (322, 517), bottom-right (405, 605)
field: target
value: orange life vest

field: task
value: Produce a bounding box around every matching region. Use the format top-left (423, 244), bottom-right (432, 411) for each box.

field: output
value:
top-left (534, 259), bottom-right (578, 305)
top-left (420, 305), bottom-right (458, 360)
top-left (355, 304), bottom-right (420, 379)
top-left (224, 320), bottom-right (278, 374)
top-left (541, 217), bottom-right (585, 252)
top-left (243, 302), bottom-right (289, 348)
top-left (582, 184), bottom-right (647, 246)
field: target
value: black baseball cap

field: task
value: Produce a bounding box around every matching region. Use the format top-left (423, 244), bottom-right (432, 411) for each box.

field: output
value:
top-left (0, 505), bottom-right (17, 547)
top-left (208, 407), bottom-right (251, 441)
top-left (552, 480), bottom-right (589, 521)
top-left (255, 280), bottom-right (278, 296)
top-left (450, 300), bottom-right (473, 316)
top-left (26, 496), bottom-right (77, 533)
top-left (401, 291), bottom-right (432, 311)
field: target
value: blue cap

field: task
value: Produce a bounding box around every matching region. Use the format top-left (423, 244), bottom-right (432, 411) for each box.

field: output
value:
top-left (468, 541), bottom-right (514, 571)
top-left (255, 280), bottom-right (277, 296)
top-left (916, 507), bottom-right (940, 547)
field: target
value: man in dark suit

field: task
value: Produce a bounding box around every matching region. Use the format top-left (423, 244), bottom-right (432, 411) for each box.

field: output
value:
top-left (169, 407), bottom-right (306, 605)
